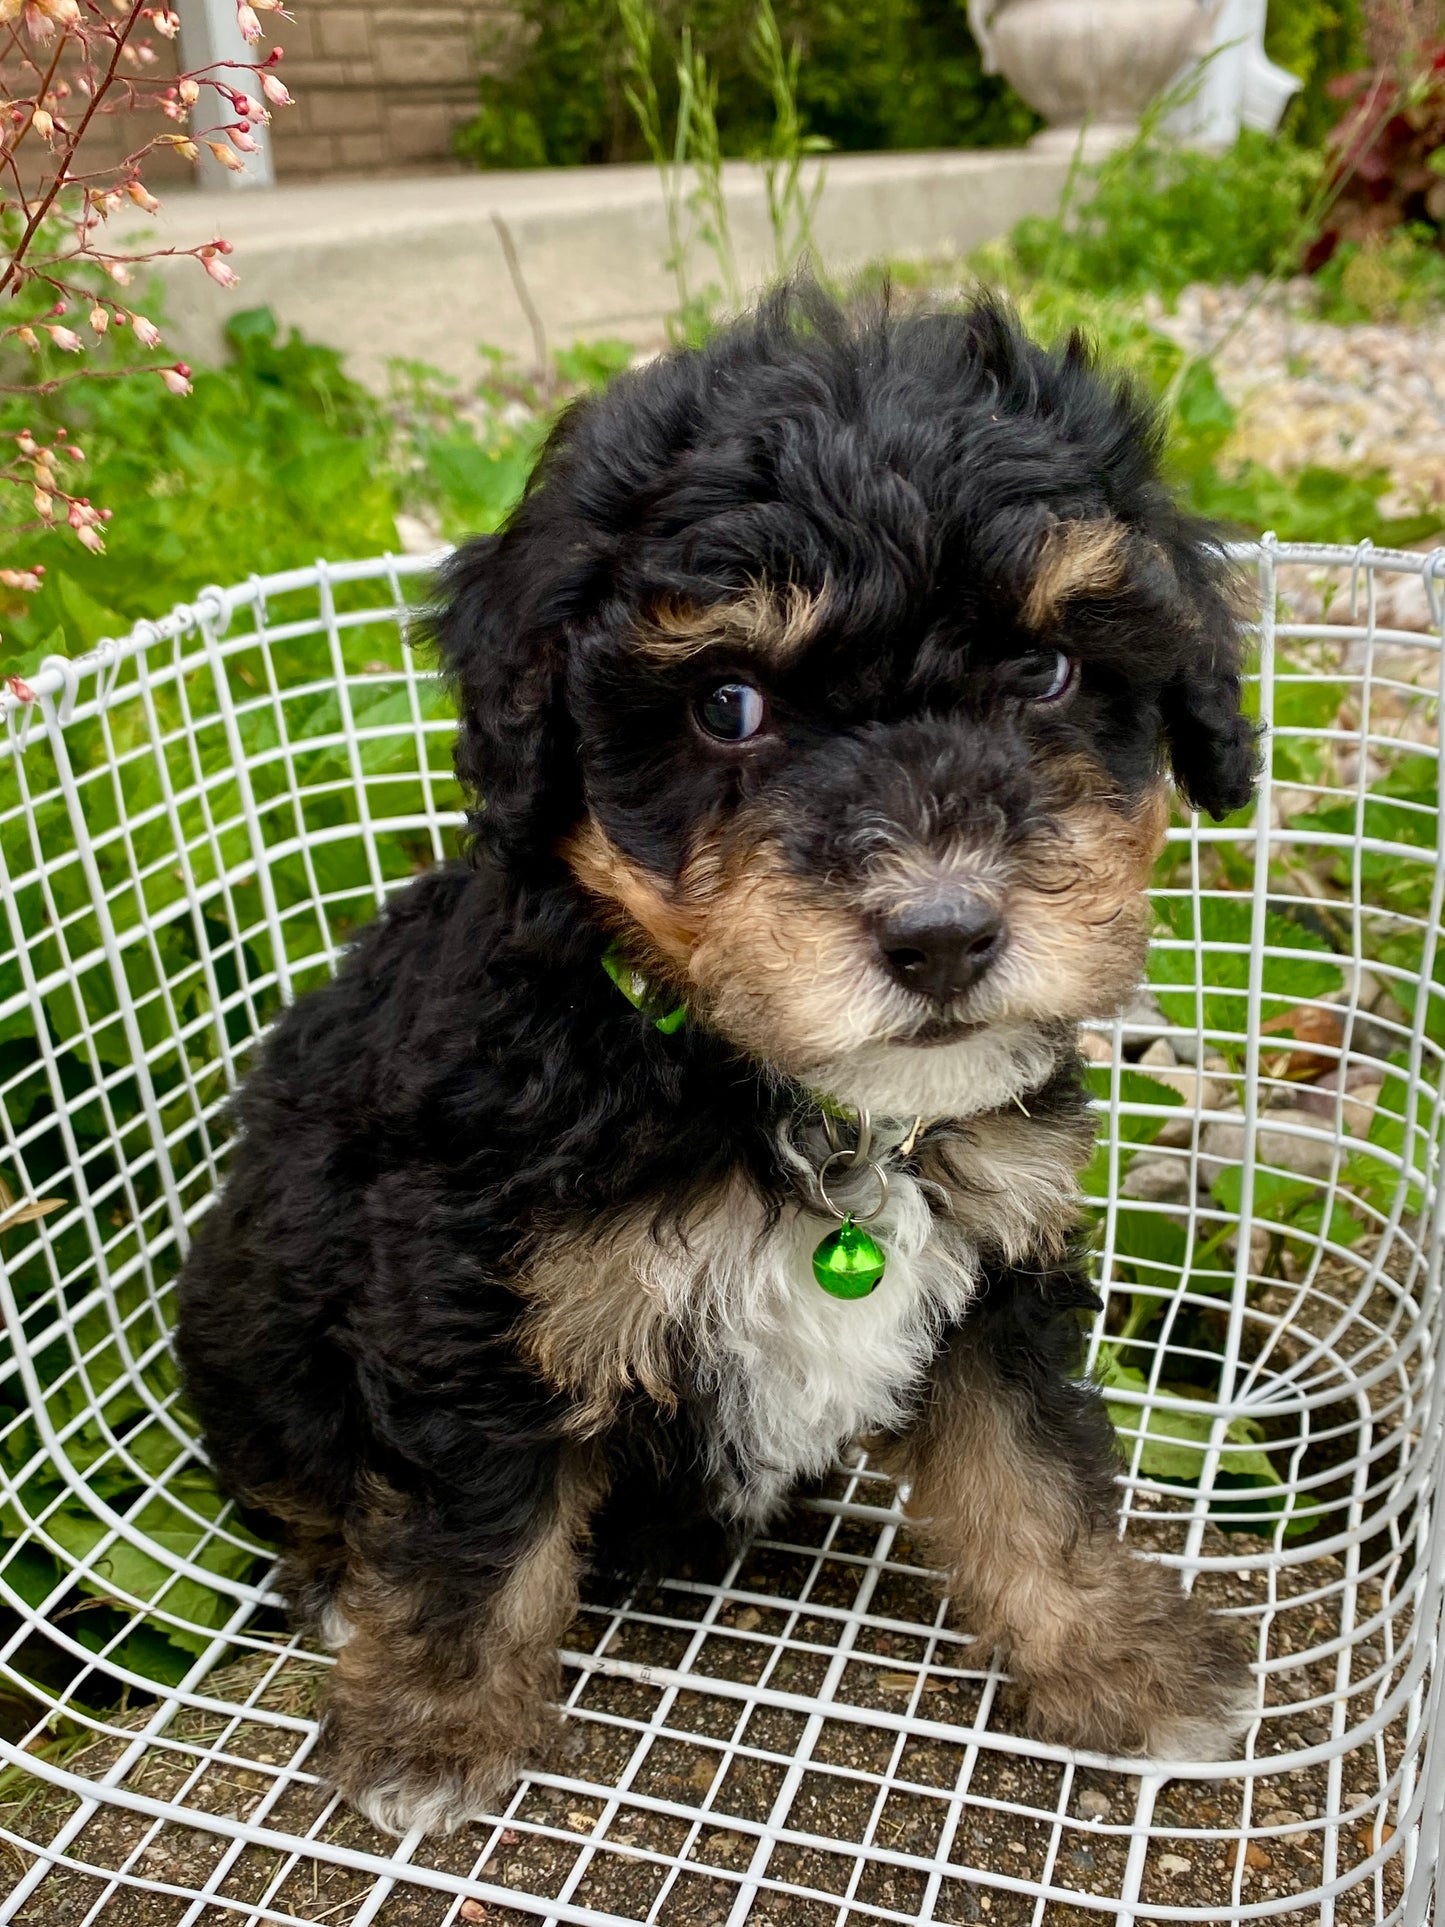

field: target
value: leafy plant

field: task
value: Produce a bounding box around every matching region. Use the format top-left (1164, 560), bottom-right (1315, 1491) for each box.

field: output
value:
top-left (1306, 35), bottom-right (1445, 268)
top-left (1001, 129), bottom-right (1324, 305)
top-left (0, 308), bottom-right (399, 677)
top-left (619, 0), bottom-right (830, 336)
top-left (455, 0), bottom-right (1035, 172)
top-left (1266, 0), bottom-right (1366, 146)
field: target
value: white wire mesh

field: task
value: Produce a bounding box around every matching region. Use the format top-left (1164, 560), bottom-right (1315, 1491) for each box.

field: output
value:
top-left (0, 539), bottom-right (1441, 1927)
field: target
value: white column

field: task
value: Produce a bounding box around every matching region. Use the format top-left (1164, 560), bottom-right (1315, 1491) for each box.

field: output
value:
top-left (173, 0), bottom-right (276, 190)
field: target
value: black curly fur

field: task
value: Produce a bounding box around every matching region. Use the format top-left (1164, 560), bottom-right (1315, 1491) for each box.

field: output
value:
top-left (174, 284), bottom-right (1258, 1825)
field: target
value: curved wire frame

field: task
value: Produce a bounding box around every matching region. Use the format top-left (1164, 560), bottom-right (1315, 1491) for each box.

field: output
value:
top-left (0, 540), bottom-right (1442, 1927)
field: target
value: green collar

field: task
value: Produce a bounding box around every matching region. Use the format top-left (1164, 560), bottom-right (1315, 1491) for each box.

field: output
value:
top-left (599, 945), bottom-right (903, 1129)
top-left (601, 942), bottom-right (688, 1034)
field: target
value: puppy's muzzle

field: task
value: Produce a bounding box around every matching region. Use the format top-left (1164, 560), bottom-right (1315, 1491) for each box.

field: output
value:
top-left (875, 894), bottom-right (1006, 1004)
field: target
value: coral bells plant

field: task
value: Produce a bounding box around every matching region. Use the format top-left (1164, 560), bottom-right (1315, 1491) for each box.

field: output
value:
top-left (0, 0), bottom-right (294, 654)
top-left (1304, 32), bottom-right (1445, 268)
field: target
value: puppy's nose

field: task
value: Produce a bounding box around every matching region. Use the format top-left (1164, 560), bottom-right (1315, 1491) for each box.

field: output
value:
top-left (877, 900), bottom-right (1005, 1002)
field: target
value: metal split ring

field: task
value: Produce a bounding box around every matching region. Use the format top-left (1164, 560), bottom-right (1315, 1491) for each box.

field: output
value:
top-left (816, 1148), bottom-right (890, 1223)
top-left (821, 1105), bottom-right (872, 1168)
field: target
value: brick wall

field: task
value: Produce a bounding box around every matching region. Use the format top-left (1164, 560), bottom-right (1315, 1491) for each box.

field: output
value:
top-left (271, 1), bottom-right (517, 180)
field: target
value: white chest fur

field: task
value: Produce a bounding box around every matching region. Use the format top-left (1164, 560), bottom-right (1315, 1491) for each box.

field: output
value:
top-left (631, 1164), bottom-right (979, 1527)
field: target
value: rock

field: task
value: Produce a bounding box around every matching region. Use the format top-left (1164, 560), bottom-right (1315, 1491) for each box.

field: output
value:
top-left (1138, 1037), bottom-right (1176, 1069)
top-left (1289, 1072), bottom-right (1383, 1138)
top-left (1244, 1842), bottom-right (1272, 1871)
top-left (1118, 988), bottom-right (1168, 1057)
top-left (1149, 1061), bottom-right (1230, 1145)
top-left (393, 511), bottom-right (444, 556)
top-left (1202, 1108), bottom-right (1339, 1187)
top-left (1157, 1853), bottom-right (1193, 1877)
top-left (1122, 1155), bottom-right (1193, 1204)
top-left (1078, 1028), bottom-right (1114, 1065)
top-left (1077, 1789), bottom-right (1112, 1820)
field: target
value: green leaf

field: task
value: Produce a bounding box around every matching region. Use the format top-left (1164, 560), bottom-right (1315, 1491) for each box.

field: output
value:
top-left (1148, 893), bottom-right (1343, 1054)
top-left (1098, 1355), bottom-right (1279, 1486)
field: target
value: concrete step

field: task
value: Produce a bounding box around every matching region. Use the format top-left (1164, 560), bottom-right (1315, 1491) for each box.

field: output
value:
top-left (127, 150), bottom-right (1073, 388)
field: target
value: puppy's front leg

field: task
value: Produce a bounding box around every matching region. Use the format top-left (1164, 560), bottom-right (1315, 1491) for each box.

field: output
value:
top-left (319, 1453), bottom-right (602, 1836)
top-left (882, 1271), bottom-right (1254, 1759)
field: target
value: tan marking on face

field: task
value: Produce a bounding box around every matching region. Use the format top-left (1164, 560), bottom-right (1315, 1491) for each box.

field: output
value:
top-left (875, 1324), bottom-right (1250, 1757)
top-left (1003, 776), bottom-right (1169, 1020)
top-left (319, 1454), bottom-right (605, 1832)
top-left (563, 814), bottom-right (878, 1071)
top-left (564, 767), bottom-right (1168, 1082)
top-left (637, 581), bottom-right (829, 664)
top-left (561, 817), bottom-right (700, 974)
top-left (1021, 520), bottom-right (1129, 629)
top-left (687, 842), bottom-right (885, 1068)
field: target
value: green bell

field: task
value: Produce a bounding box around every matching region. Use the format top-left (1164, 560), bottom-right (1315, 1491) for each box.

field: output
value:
top-left (811, 1217), bottom-right (887, 1299)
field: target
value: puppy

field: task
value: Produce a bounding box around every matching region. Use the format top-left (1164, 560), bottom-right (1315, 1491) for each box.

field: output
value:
top-left (175, 284), bottom-right (1259, 1837)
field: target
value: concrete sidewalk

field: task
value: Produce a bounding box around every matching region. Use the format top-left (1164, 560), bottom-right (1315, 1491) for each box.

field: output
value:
top-left (131, 150), bottom-right (1073, 388)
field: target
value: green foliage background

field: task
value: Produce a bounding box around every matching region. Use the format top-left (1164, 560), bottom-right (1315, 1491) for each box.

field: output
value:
top-left (456, 0), bottom-right (1038, 170)
top-left (455, 0), bottom-right (1366, 172)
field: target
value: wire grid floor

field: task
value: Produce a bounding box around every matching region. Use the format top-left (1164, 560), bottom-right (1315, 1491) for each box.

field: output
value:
top-left (0, 540), bottom-right (1442, 1927)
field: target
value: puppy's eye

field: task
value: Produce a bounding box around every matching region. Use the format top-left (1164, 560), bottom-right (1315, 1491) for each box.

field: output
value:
top-left (1009, 650), bottom-right (1077, 703)
top-left (696, 682), bottom-right (766, 742)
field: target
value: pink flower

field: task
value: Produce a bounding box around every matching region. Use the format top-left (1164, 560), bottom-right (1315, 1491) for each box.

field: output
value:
top-left (89, 305), bottom-right (109, 335)
top-left (46, 325), bottom-right (81, 353)
top-left (202, 251), bottom-right (240, 289)
top-left (126, 179), bottom-right (161, 213)
top-left (74, 523), bottom-right (105, 554)
top-left (206, 139), bottom-right (246, 173)
top-left (153, 7), bottom-right (179, 34)
top-left (31, 107), bottom-right (55, 139)
top-left (131, 314), bottom-right (162, 349)
top-left (235, 2), bottom-right (261, 39)
top-left (15, 432), bottom-right (39, 457)
top-left (32, 488), bottom-right (52, 519)
top-left (65, 445), bottom-right (85, 463)
top-left (1, 571), bottom-right (45, 594)
top-left (261, 73), bottom-right (292, 107)
top-left (179, 77), bottom-right (199, 107)
top-left (159, 363), bottom-right (192, 396)
top-left (5, 677), bottom-right (37, 704)
top-left (22, 0), bottom-right (80, 44)
top-left (229, 124), bottom-right (259, 154)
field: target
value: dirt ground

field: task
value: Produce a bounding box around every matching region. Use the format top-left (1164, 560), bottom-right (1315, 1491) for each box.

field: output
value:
top-left (0, 1496), bottom-right (1414, 1927)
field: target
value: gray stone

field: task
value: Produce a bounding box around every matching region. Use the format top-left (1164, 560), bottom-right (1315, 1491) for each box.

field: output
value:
top-left (1202, 1108), bottom-right (1341, 1188)
top-left (1122, 1155), bottom-right (1194, 1205)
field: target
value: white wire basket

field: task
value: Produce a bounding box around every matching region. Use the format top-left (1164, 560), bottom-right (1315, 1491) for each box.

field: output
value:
top-left (0, 539), bottom-right (1443, 1927)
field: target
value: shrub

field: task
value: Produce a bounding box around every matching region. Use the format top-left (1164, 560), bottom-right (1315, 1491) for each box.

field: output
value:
top-left (1266, 0), bottom-right (1366, 146)
top-left (998, 130), bottom-right (1324, 303)
top-left (455, 0), bottom-right (1036, 171)
top-left (1305, 36), bottom-right (1445, 269)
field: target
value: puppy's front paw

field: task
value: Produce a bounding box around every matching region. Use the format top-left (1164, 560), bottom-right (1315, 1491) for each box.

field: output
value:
top-left (321, 1714), bottom-right (531, 1837)
top-left (1018, 1578), bottom-right (1255, 1762)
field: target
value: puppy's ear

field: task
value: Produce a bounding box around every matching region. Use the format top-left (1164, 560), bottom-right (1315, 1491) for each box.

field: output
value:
top-left (1156, 546), bottom-right (1260, 822)
top-left (1162, 654), bottom-right (1259, 821)
top-left (430, 532), bottom-right (577, 871)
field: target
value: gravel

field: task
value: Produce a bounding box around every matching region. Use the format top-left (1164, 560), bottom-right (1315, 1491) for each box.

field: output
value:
top-left (1145, 279), bottom-right (1445, 528)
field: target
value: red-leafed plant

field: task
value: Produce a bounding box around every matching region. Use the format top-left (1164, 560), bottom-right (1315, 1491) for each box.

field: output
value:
top-left (1304, 33), bottom-right (1445, 268)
